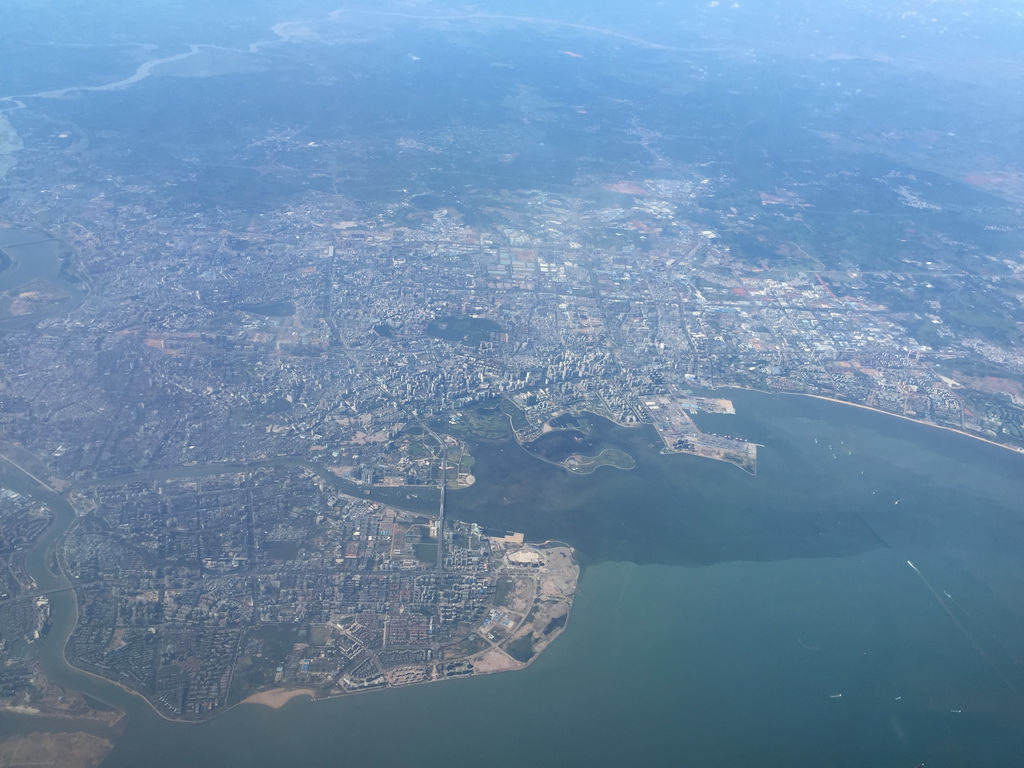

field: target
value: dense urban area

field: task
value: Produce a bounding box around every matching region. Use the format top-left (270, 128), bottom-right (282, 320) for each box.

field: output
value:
top-left (3, 143), bottom-right (1024, 720)
top-left (2, 2), bottom-right (1024, 734)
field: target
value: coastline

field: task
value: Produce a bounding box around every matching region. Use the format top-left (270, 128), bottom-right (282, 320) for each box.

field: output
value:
top-left (59, 541), bottom-right (578, 723)
top-left (24, 465), bottom-right (579, 727)
top-left (21, 385), bottom-right (1021, 728)
top-left (794, 392), bottom-right (1024, 456)
top-left (306, 542), bottom-right (579, 707)
top-left (239, 688), bottom-right (316, 710)
top-left (720, 386), bottom-right (1024, 458)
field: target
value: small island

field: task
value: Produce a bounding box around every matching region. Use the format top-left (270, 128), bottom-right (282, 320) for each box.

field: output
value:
top-left (564, 448), bottom-right (636, 474)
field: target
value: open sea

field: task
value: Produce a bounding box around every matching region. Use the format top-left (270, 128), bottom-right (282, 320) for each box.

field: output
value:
top-left (4, 389), bottom-right (1024, 767)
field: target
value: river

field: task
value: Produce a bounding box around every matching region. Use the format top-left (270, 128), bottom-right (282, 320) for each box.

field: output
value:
top-left (3, 389), bottom-right (1024, 766)
top-left (0, 228), bottom-right (88, 327)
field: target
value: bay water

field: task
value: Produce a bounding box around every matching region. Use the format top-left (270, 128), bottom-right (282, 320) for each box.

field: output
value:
top-left (5, 389), bottom-right (1024, 766)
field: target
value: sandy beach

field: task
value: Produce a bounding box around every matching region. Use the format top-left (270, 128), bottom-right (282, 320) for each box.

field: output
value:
top-left (240, 688), bottom-right (316, 709)
top-left (797, 393), bottom-right (1024, 456)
